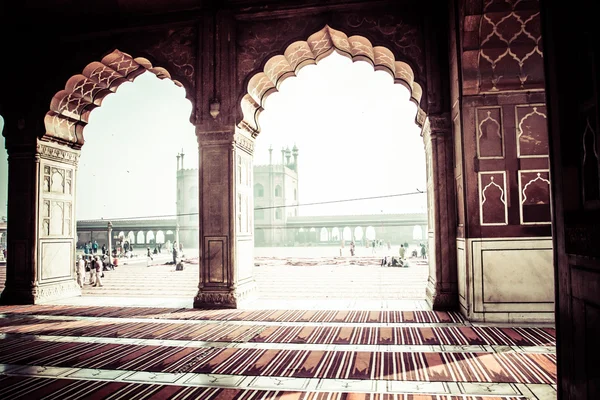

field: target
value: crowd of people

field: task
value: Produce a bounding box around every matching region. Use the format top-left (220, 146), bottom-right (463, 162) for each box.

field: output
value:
top-left (75, 239), bottom-right (185, 288)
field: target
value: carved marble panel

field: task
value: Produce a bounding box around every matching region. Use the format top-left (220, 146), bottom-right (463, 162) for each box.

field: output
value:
top-left (519, 170), bottom-right (551, 225)
top-left (40, 241), bottom-right (72, 280)
top-left (50, 202), bottom-right (65, 236)
top-left (207, 238), bottom-right (227, 284)
top-left (479, 171), bottom-right (508, 226)
top-left (476, 107), bottom-right (504, 159)
top-left (516, 105), bottom-right (548, 158)
top-left (50, 168), bottom-right (65, 194)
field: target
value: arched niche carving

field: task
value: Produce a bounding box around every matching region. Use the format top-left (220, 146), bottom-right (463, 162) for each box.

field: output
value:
top-left (43, 49), bottom-right (189, 149)
top-left (238, 25), bottom-right (425, 135)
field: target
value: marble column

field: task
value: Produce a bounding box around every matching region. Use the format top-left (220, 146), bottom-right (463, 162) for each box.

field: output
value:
top-left (1, 140), bottom-right (81, 304)
top-left (422, 115), bottom-right (458, 310)
top-left (194, 128), bottom-right (257, 308)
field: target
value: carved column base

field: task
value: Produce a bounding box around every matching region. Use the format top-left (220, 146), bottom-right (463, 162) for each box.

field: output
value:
top-left (1, 279), bottom-right (81, 305)
top-left (426, 279), bottom-right (458, 311)
top-left (194, 279), bottom-right (257, 309)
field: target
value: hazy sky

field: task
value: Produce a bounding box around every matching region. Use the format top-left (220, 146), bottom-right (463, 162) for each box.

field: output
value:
top-left (255, 51), bottom-right (427, 216)
top-left (0, 51), bottom-right (427, 221)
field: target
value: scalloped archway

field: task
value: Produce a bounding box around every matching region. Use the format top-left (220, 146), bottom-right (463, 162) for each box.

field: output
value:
top-left (43, 49), bottom-right (188, 149)
top-left (239, 25), bottom-right (425, 135)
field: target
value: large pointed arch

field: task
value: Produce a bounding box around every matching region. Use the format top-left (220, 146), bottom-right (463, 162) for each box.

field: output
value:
top-left (239, 25), bottom-right (425, 135)
top-left (43, 49), bottom-right (188, 148)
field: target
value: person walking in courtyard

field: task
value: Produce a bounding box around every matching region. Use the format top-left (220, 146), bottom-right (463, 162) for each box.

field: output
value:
top-left (92, 240), bottom-right (98, 254)
top-left (172, 242), bottom-right (179, 265)
top-left (421, 243), bottom-right (427, 259)
top-left (146, 246), bottom-right (153, 266)
top-left (76, 255), bottom-right (86, 288)
top-left (399, 244), bottom-right (406, 260)
top-left (350, 240), bottom-right (355, 256)
top-left (94, 256), bottom-right (103, 287)
top-left (371, 240), bottom-right (376, 254)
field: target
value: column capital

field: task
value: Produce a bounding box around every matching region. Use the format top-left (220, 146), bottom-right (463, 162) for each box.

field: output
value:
top-left (196, 129), bottom-right (235, 146)
top-left (36, 141), bottom-right (80, 166)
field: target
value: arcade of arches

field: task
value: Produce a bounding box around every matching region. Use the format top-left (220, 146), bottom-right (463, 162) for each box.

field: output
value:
top-left (1, 1), bottom-right (599, 397)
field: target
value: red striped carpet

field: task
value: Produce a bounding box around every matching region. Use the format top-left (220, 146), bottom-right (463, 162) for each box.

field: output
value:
top-left (0, 306), bottom-right (463, 323)
top-left (0, 337), bottom-right (555, 383)
top-left (0, 376), bottom-right (528, 400)
top-left (0, 316), bottom-right (555, 346)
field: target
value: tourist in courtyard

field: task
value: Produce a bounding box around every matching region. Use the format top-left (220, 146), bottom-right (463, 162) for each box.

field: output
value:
top-left (399, 244), bottom-right (406, 260)
top-left (92, 240), bottom-right (98, 254)
top-left (146, 246), bottom-right (153, 266)
top-left (350, 241), bottom-right (355, 256)
top-left (172, 242), bottom-right (179, 264)
top-left (93, 256), bottom-right (103, 287)
top-left (371, 240), bottom-right (376, 254)
top-left (421, 243), bottom-right (427, 259)
top-left (101, 243), bottom-right (106, 255)
top-left (76, 255), bottom-right (86, 288)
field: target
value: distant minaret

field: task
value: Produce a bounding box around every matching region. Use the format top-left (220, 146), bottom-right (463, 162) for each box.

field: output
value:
top-left (285, 146), bottom-right (291, 165)
top-left (268, 145), bottom-right (273, 165)
top-left (281, 147), bottom-right (285, 165)
top-left (180, 148), bottom-right (185, 169)
top-left (292, 144), bottom-right (298, 171)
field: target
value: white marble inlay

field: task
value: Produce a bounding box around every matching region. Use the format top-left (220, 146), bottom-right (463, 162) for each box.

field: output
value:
top-left (10, 365), bottom-right (76, 378)
top-left (249, 376), bottom-right (310, 390)
top-left (184, 373), bottom-right (247, 387)
top-left (67, 368), bottom-right (130, 380)
top-left (526, 383), bottom-right (557, 400)
top-left (318, 378), bottom-right (376, 391)
top-left (124, 371), bottom-right (184, 383)
top-left (459, 382), bottom-right (519, 395)
top-left (388, 380), bottom-right (447, 393)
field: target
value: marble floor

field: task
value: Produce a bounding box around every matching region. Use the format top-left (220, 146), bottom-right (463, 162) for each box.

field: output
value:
top-left (0, 258), bottom-right (556, 399)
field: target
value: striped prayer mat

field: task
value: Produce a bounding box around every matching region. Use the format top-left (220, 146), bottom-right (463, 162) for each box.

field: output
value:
top-left (0, 316), bottom-right (556, 346)
top-left (0, 376), bottom-right (529, 400)
top-left (0, 338), bottom-right (556, 383)
top-left (0, 305), bottom-right (464, 324)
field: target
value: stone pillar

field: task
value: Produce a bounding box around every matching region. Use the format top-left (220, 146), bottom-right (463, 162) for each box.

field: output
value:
top-left (107, 222), bottom-right (113, 260)
top-left (422, 114), bottom-right (458, 310)
top-left (1, 140), bottom-right (81, 304)
top-left (194, 128), bottom-right (257, 308)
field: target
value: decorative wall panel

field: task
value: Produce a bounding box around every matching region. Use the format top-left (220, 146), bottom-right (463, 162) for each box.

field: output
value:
top-left (40, 242), bottom-right (72, 280)
top-left (207, 238), bottom-right (227, 284)
top-left (478, 7), bottom-right (544, 92)
top-left (516, 105), bottom-right (548, 158)
top-left (582, 116), bottom-right (600, 205)
top-left (479, 171), bottom-right (508, 226)
top-left (476, 107), bottom-right (504, 159)
top-left (519, 170), bottom-right (551, 224)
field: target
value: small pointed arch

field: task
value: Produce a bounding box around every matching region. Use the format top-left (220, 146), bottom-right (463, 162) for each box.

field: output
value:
top-left (127, 231), bottom-right (135, 244)
top-left (320, 227), bottom-right (328, 242)
top-left (365, 226), bottom-right (376, 240)
top-left (254, 183), bottom-right (264, 197)
top-left (354, 226), bottom-right (364, 241)
top-left (332, 227), bottom-right (340, 240)
top-left (275, 185), bottom-right (282, 197)
top-left (43, 49), bottom-right (191, 149)
top-left (146, 231), bottom-right (155, 244)
top-left (137, 231), bottom-right (145, 244)
top-left (156, 231), bottom-right (165, 244)
top-left (343, 227), bottom-right (352, 241)
top-left (239, 25), bottom-right (425, 136)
